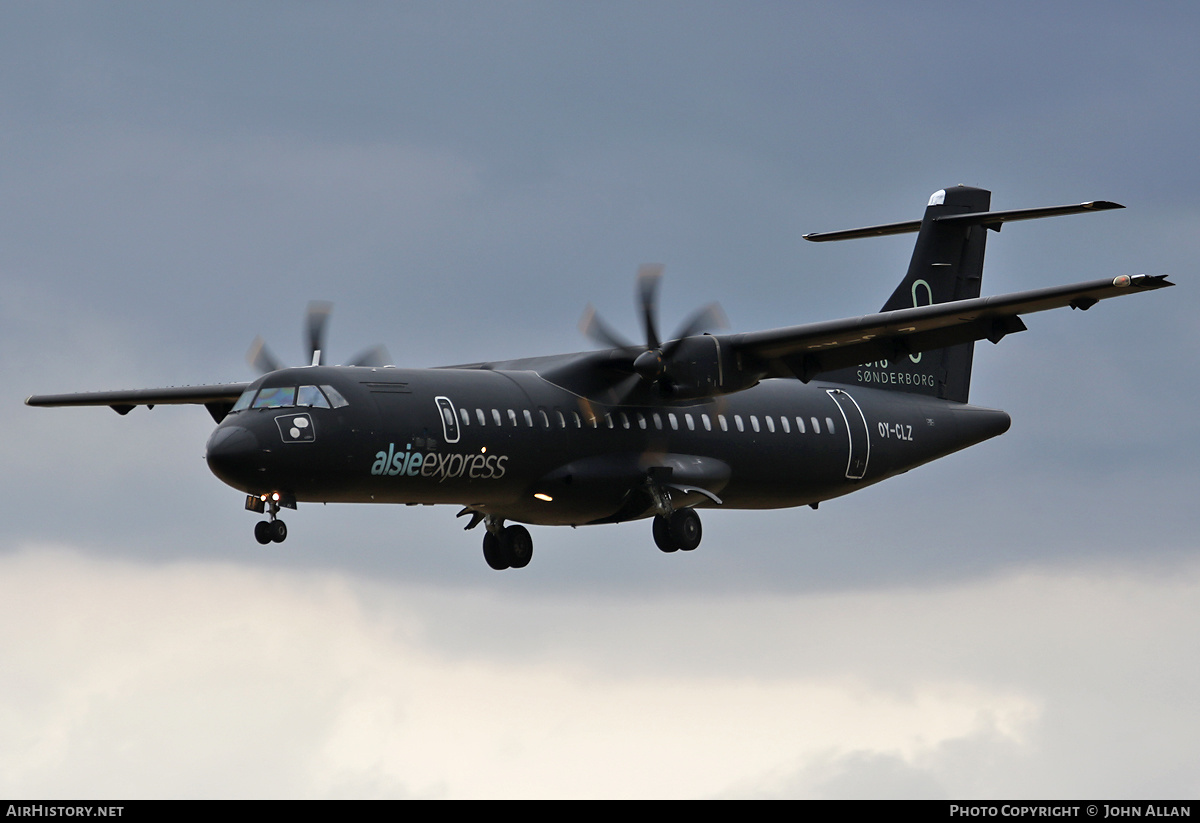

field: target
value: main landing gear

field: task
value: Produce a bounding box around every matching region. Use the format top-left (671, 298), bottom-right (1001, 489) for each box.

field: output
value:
top-left (652, 508), bottom-right (702, 553)
top-left (644, 473), bottom-right (703, 553)
top-left (481, 517), bottom-right (533, 571)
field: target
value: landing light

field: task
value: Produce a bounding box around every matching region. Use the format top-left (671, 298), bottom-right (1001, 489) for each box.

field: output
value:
top-left (534, 493), bottom-right (553, 502)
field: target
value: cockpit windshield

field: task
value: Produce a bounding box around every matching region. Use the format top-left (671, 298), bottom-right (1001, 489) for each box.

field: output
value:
top-left (230, 387), bottom-right (256, 413)
top-left (252, 386), bottom-right (296, 409)
top-left (297, 385), bottom-right (329, 408)
top-left (230, 384), bottom-right (349, 413)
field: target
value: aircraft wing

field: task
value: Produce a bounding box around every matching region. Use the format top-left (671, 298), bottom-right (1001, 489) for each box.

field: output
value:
top-left (25, 383), bottom-right (249, 422)
top-left (730, 274), bottom-right (1173, 382)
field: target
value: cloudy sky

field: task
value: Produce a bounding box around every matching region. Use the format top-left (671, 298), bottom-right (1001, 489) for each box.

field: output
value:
top-left (2, 1), bottom-right (1197, 798)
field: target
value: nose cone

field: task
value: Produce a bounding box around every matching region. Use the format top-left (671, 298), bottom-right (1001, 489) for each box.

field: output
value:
top-left (206, 425), bottom-right (262, 490)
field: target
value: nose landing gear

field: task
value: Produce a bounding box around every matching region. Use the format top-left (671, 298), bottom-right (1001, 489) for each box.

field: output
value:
top-left (254, 518), bottom-right (287, 544)
top-left (246, 493), bottom-right (292, 544)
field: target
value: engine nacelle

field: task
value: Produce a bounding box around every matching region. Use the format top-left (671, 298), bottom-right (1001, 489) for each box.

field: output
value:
top-left (660, 334), bottom-right (761, 400)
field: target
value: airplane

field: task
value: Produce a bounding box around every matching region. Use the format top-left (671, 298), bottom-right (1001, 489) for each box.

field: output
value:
top-left (26, 185), bottom-right (1172, 570)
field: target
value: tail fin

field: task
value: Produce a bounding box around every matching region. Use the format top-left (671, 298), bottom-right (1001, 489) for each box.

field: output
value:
top-left (804, 186), bottom-right (1121, 403)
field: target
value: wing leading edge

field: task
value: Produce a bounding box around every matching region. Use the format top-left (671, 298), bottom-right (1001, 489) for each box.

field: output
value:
top-left (25, 383), bottom-right (249, 422)
top-left (730, 274), bottom-right (1173, 383)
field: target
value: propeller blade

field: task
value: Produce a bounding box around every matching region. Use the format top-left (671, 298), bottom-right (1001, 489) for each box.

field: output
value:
top-left (662, 302), bottom-right (728, 358)
top-left (579, 265), bottom-right (722, 397)
top-left (636, 263), bottom-right (664, 351)
top-left (345, 344), bottom-right (392, 368)
top-left (305, 301), bottom-right (333, 366)
top-left (247, 336), bottom-right (284, 375)
top-left (580, 304), bottom-right (635, 350)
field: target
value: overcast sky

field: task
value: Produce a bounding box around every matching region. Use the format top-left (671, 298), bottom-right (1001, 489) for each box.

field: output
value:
top-left (2, 1), bottom-right (1197, 799)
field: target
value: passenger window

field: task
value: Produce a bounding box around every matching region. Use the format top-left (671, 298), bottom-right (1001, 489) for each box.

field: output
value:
top-left (750, 416), bottom-right (760, 433)
top-left (252, 386), bottom-right (296, 409)
top-left (637, 413), bottom-right (647, 430)
top-left (684, 414), bottom-right (694, 431)
top-left (538, 409), bottom-right (550, 428)
top-left (652, 413), bottom-right (663, 430)
top-left (780, 416), bottom-right (790, 434)
top-left (669, 413), bottom-right (679, 431)
top-left (476, 408), bottom-right (486, 426)
top-left (555, 410), bottom-right (566, 428)
top-left (459, 408), bottom-right (470, 426)
top-left (735, 415), bottom-right (744, 432)
top-left (811, 416), bottom-right (820, 434)
top-left (620, 413), bottom-right (631, 430)
top-left (523, 410), bottom-right (533, 427)
top-left (826, 417), bottom-right (836, 434)
top-left (718, 414), bottom-right (728, 432)
top-left (605, 413), bottom-right (614, 429)
top-left (572, 412), bottom-right (582, 428)
top-left (795, 416), bottom-right (806, 434)
top-left (701, 414), bottom-right (710, 431)
top-left (319, 385), bottom-right (350, 408)
top-left (492, 409), bottom-right (502, 426)
top-left (507, 409), bottom-right (517, 426)
top-left (765, 417), bottom-right (775, 433)
top-left (297, 385), bottom-right (331, 408)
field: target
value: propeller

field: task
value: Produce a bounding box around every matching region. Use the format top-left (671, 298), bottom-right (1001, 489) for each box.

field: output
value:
top-left (247, 301), bottom-right (393, 375)
top-left (580, 264), bottom-right (726, 392)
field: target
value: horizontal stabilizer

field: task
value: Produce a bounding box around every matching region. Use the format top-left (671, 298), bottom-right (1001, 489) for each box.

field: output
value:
top-left (934, 200), bottom-right (1123, 231)
top-left (804, 200), bottom-right (1123, 242)
top-left (802, 219), bottom-right (923, 242)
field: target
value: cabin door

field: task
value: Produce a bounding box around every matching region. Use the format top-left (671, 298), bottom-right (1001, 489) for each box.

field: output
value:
top-left (826, 388), bottom-right (870, 480)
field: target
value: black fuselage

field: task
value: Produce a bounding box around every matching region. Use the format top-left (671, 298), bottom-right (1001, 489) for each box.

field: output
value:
top-left (205, 363), bottom-right (1010, 527)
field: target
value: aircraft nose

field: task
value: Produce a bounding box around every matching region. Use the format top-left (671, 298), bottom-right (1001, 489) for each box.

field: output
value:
top-left (205, 425), bottom-right (262, 488)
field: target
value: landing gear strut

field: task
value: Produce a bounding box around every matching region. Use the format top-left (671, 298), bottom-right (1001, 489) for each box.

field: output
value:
top-left (653, 508), bottom-right (702, 553)
top-left (248, 494), bottom-right (288, 544)
top-left (481, 517), bottom-right (533, 570)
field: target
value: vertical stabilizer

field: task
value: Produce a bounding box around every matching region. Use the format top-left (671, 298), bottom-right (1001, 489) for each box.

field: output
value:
top-left (878, 185), bottom-right (991, 402)
top-left (820, 185), bottom-right (993, 403)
